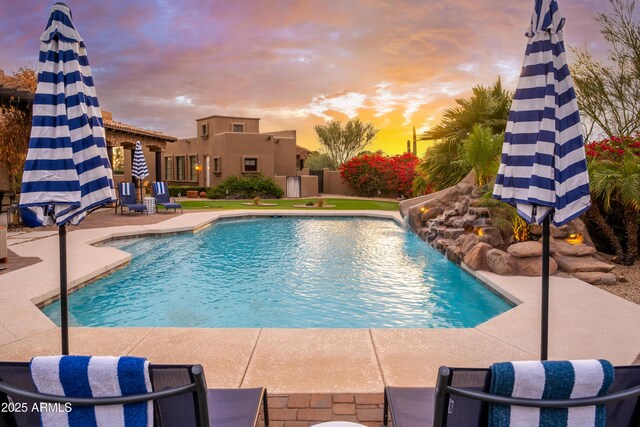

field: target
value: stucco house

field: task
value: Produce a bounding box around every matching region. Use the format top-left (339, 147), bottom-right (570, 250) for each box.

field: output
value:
top-left (163, 115), bottom-right (317, 196)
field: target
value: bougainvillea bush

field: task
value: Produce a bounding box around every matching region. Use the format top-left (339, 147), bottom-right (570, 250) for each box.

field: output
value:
top-left (585, 134), bottom-right (640, 161)
top-left (339, 152), bottom-right (418, 197)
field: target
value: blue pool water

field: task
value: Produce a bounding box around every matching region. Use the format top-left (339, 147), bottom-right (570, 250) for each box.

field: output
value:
top-left (42, 217), bottom-right (511, 328)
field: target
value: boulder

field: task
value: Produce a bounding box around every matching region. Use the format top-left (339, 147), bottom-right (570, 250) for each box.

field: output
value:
top-left (444, 214), bottom-right (463, 226)
top-left (468, 207), bottom-right (491, 217)
top-left (446, 244), bottom-right (463, 264)
top-left (462, 213), bottom-right (478, 226)
top-left (444, 228), bottom-right (466, 240)
top-left (553, 254), bottom-right (615, 273)
top-left (434, 238), bottom-right (455, 252)
top-left (480, 227), bottom-right (504, 247)
top-left (572, 272), bottom-right (617, 286)
top-left (507, 241), bottom-right (543, 258)
top-left (553, 240), bottom-right (597, 257)
top-left (463, 242), bottom-right (493, 271)
top-left (452, 219), bottom-right (466, 228)
top-left (458, 233), bottom-right (482, 254)
top-left (486, 249), bottom-right (518, 275)
top-left (420, 206), bottom-right (444, 221)
top-left (455, 182), bottom-right (475, 195)
top-left (514, 256), bottom-right (558, 276)
top-left (453, 197), bottom-right (470, 216)
top-left (550, 225), bottom-right (570, 239)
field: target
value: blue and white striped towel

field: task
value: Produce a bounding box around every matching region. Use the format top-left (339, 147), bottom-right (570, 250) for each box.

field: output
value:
top-left (153, 182), bottom-right (167, 196)
top-left (489, 360), bottom-right (614, 427)
top-left (119, 183), bottom-right (133, 197)
top-left (30, 356), bottom-right (153, 427)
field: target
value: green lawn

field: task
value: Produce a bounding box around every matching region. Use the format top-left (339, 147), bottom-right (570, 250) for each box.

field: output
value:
top-left (179, 198), bottom-right (399, 211)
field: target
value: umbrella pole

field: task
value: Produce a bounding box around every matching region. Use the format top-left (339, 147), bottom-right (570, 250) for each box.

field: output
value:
top-left (59, 224), bottom-right (69, 355)
top-left (541, 216), bottom-right (550, 360)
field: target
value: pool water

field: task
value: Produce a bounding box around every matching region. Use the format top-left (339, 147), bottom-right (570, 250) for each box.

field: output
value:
top-left (42, 217), bottom-right (511, 328)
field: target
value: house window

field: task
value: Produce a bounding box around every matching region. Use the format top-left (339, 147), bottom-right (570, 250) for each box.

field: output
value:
top-left (164, 157), bottom-right (173, 180)
top-left (201, 123), bottom-right (209, 138)
top-left (243, 157), bottom-right (258, 173)
top-left (176, 156), bottom-right (186, 180)
top-left (213, 156), bottom-right (221, 173)
top-left (189, 155), bottom-right (198, 181)
top-left (232, 123), bottom-right (244, 133)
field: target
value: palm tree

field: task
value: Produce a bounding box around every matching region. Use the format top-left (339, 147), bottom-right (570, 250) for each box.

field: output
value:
top-left (462, 125), bottom-right (503, 186)
top-left (423, 78), bottom-right (512, 145)
top-left (414, 78), bottom-right (512, 191)
top-left (590, 154), bottom-right (640, 264)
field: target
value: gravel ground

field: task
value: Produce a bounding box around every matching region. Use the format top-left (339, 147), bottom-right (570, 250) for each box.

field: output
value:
top-left (599, 263), bottom-right (640, 306)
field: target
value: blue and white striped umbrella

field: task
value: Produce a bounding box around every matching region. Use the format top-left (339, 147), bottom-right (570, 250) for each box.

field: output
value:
top-left (492, 0), bottom-right (590, 227)
top-left (132, 141), bottom-right (149, 179)
top-left (19, 2), bottom-right (115, 227)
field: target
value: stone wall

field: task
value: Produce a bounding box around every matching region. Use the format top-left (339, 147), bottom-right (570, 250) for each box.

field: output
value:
top-left (405, 182), bottom-right (616, 285)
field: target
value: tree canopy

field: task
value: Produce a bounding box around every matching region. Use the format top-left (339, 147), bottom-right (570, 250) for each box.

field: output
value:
top-left (572, 0), bottom-right (640, 139)
top-left (314, 118), bottom-right (379, 169)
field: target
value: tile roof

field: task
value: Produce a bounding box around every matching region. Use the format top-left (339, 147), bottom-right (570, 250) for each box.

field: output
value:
top-left (103, 119), bottom-right (177, 141)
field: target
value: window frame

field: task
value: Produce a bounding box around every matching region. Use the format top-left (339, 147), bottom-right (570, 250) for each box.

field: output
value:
top-left (189, 154), bottom-right (198, 181)
top-left (212, 156), bottom-right (221, 174)
top-left (242, 156), bottom-right (259, 173)
top-left (231, 122), bottom-right (245, 133)
top-left (175, 155), bottom-right (187, 181)
top-left (163, 156), bottom-right (173, 181)
top-left (201, 123), bottom-right (209, 139)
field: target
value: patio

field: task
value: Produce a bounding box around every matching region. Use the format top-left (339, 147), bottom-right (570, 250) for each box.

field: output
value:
top-left (1, 210), bottom-right (639, 424)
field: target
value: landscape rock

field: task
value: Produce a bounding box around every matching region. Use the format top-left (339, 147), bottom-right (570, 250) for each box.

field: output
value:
top-left (458, 234), bottom-right (482, 254)
top-left (452, 219), bottom-right (466, 228)
top-left (463, 243), bottom-right (492, 271)
top-left (480, 227), bottom-right (504, 247)
top-left (550, 225), bottom-right (570, 239)
top-left (507, 241), bottom-right (543, 258)
top-left (435, 238), bottom-right (455, 252)
top-left (553, 254), bottom-right (615, 273)
top-left (486, 249), bottom-right (518, 275)
top-left (420, 206), bottom-right (444, 221)
top-left (514, 256), bottom-right (558, 276)
top-left (444, 228), bottom-right (466, 240)
top-left (572, 272), bottom-right (617, 286)
top-left (553, 240), bottom-right (597, 257)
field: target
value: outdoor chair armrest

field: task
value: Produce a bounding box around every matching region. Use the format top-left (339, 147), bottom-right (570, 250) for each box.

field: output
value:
top-left (0, 381), bottom-right (197, 406)
top-left (445, 384), bottom-right (640, 408)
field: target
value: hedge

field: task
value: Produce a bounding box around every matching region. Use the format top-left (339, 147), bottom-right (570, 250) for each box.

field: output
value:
top-left (207, 174), bottom-right (284, 199)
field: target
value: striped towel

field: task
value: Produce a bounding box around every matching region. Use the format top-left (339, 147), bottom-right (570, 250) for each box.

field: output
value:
top-left (30, 356), bottom-right (153, 427)
top-left (489, 360), bottom-right (614, 427)
top-left (119, 183), bottom-right (134, 197)
top-left (153, 182), bottom-right (167, 196)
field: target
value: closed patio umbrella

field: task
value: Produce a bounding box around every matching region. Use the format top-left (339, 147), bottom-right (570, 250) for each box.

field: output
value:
top-left (132, 141), bottom-right (149, 202)
top-left (19, 3), bottom-right (115, 355)
top-left (492, 0), bottom-right (590, 359)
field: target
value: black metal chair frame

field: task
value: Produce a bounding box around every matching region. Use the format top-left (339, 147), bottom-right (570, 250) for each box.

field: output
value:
top-left (152, 182), bottom-right (183, 214)
top-left (384, 365), bottom-right (640, 427)
top-left (115, 184), bottom-right (148, 216)
top-left (1, 363), bottom-right (209, 426)
top-left (0, 362), bottom-right (270, 427)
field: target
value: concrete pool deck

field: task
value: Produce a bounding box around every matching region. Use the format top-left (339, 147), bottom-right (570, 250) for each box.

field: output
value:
top-left (0, 210), bottom-right (639, 394)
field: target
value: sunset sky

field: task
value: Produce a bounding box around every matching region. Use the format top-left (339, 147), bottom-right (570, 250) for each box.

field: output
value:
top-left (0, 0), bottom-right (611, 155)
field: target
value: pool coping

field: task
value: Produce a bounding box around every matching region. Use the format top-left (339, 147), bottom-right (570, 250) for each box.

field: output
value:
top-left (1, 210), bottom-right (639, 393)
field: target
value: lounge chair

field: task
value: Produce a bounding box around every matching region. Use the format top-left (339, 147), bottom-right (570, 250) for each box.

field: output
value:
top-left (384, 364), bottom-right (640, 426)
top-left (152, 182), bottom-right (183, 214)
top-left (0, 361), bottom-right (269, 427)
top-left (116, 182), bottom-right (148, 215)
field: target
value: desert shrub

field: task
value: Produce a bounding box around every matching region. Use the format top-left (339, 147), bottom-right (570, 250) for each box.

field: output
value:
top-left (207, 174), bottom-right (284, 199)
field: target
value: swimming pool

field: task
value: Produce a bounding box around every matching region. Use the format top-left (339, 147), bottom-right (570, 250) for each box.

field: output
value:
top-left (42, 217), bottom-right (511, 328)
